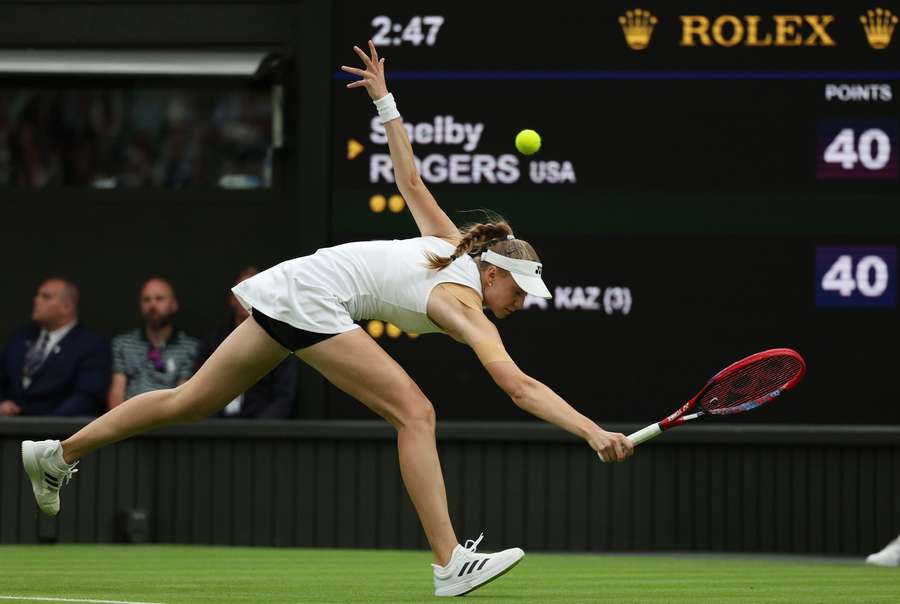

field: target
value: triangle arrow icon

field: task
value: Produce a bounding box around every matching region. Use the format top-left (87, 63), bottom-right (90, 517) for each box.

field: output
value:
top-left (347, 138), bottom-right (364, 160)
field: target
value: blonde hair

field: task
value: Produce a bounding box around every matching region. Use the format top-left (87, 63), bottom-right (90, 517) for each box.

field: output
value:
top-left (424, 212), bottom-right (540, 271)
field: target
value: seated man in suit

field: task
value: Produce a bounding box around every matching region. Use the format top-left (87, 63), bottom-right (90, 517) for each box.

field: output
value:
top-left (194, 266), bottom-right (299, 419)
top-left (0, 278), bottom-right (111, 416)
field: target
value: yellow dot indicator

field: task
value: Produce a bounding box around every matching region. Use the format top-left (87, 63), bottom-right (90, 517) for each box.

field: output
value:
top-left (386, 323), bottom-right (402, 338)
top-left (407, 332), bottom-right (420, 339)
top-left (366, 320), bottom-right (385, 338)
top-left (369, 195), bottom-right (387, 213)
top-left (388, 195), bottom-right (405, 213)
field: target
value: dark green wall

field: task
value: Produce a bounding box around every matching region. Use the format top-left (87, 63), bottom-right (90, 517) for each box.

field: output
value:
top-left (3, 418), bottom-right (898, 555)
top-left (0, 0), bottom-right (334, 414)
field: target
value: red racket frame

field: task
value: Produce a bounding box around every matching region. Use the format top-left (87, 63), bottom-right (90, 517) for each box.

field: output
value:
top-left (598, 348), bottom-right (806, 462)
top-left (660, 348), bottom-right (807, 430)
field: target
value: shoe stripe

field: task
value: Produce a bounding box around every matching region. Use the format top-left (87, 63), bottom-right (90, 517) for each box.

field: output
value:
top-left (477, 558), bottom-right (490, 570)
top-left (457, 562), bottom-right (470, 577)
top-left (467, 561), bottom-right (478, 574)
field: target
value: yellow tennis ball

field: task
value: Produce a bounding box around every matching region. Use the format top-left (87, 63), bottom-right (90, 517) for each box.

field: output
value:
top-left (515, 129), bottom-right (541, 155)
top-left (386, 323), bottom-right (402, 338)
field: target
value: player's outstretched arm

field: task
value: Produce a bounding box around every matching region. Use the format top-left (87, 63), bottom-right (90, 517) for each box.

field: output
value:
top-left (428, 293), bottom-right (634, 462)
top-left (483, 343), bottom-right (634, 462)
top-left (341, 40), bottom-right (458, 241)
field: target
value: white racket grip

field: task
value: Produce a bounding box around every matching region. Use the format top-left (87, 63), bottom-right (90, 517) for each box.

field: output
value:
top-left (628, 423), bottom-right (663, 446)
top-left (596, 423), bottom-right (662, 463)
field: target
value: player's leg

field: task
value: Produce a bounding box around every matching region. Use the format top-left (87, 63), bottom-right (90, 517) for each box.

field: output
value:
top-left (297, 329), bottom-right (524, 597)
top-left (296, 328), bottom-right (458, 565)
top-left (23, 316), bottom-right (289, 515)
top-left (61, 316), bottom-right (289, 461)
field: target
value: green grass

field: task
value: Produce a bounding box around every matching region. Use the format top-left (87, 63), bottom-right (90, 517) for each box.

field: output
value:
top-left (0, 546), bottom-right (895, 603)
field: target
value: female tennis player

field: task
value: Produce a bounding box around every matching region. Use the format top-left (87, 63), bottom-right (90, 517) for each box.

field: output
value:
top-left (22, 41), bottom-right (633, 597)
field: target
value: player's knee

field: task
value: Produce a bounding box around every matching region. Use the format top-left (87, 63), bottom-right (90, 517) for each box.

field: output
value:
top-left (168, 384), bottom-right (208, 422)
top-left (397, 395), bottom-right (436, 433)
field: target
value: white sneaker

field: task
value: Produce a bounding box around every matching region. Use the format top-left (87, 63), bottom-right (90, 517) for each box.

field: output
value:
top-left (866, 537), bottom-right (900, 567)
top-left (21, 439), bottom-right (79, 516)
top-left (432, 533), bottom-right (524, 597)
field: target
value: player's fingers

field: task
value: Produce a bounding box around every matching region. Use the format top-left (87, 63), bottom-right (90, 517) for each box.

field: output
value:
top-left (369, 39), bottom-right (379, 63)
top-left (604, 443), bottom-right (619, 462)
top-left (353, 45), bottom-right (374, 69)
top-left (341, 66), bottom-right (366, 76)
top-left (346, 80), bottom-right (367, 89)
top-left (599, 444), bottom-right (613, 463)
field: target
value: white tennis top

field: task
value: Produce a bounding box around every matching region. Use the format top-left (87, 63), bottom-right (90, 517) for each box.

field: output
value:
top-left (232, 236), bottom-right (483, 335)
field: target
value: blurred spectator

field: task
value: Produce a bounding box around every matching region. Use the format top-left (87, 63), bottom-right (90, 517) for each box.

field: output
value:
top-left (0, 278), bottom-right (110, 416)
top-left (194, 266), bottom-right (298, 419)
top-left (108, 278), bottom-right (198, 408)
top-left (1, 89), bottom-right (272, 190)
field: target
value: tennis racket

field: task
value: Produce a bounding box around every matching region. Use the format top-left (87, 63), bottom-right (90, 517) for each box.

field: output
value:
top-left (599, 348), bottom-right (806, 462)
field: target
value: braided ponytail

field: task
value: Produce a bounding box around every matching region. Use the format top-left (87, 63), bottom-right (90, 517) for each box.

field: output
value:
top-left (424, 220), bottom-right (513, 270)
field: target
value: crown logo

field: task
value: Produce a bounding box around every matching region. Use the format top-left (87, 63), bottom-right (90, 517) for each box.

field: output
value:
top-left (860, 7), bottom-right (898, 49)
top-left (619, 8), bottom-right (658, 50)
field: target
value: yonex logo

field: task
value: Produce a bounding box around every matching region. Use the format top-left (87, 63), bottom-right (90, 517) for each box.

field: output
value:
top-left (535, 266), bottom-right (542, 275)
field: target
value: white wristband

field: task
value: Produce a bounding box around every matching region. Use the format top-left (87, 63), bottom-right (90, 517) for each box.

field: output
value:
top-left (373, 93), bottom-right (401, 124)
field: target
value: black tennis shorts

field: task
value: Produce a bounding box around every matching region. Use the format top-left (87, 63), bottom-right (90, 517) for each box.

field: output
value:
top-left (251, 308), bottom-right (336, 351)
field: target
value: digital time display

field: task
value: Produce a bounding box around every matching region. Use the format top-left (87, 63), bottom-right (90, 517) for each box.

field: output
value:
top-left (370, 15), bottom-right (445, 47)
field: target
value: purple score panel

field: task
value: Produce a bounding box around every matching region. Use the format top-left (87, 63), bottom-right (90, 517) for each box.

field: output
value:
top-left (815, 245), bottom-right (897, 308)
top-left (816, 120), bottom-right (898, 181)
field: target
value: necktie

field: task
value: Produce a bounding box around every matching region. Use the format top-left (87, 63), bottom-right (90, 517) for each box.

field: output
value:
top-left (23, 331), bottom-right (50, 380)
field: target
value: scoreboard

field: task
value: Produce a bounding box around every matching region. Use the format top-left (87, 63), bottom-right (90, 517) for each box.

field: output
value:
top-left (333, 1), bottom-right (900, 234)
top-left (329, 2), bottom-right (900, 424)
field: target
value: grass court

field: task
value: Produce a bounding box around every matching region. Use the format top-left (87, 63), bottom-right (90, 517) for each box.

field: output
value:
top-left (0, 545), bottom-right (895, 603)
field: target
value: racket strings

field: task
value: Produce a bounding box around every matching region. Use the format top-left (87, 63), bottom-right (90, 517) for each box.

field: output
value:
top-left (700, 355), bottom-right (804, 413)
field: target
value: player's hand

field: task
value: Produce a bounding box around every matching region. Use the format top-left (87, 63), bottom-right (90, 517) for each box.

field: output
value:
top-left (341, 40), bottom-right (389, 101)
top-left (589, 427), bottom-right (634, 462)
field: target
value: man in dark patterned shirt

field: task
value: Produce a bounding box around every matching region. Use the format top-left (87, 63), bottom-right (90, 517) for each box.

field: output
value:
top-left (108, 278), bottom-right (197, 408)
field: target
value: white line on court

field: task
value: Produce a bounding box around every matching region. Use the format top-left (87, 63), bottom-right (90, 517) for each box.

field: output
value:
top-left (0, 597), bottom-right (164, 604)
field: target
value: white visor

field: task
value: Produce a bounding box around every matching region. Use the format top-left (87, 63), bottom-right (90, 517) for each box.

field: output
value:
top-left (480, 249), bottom-right (552, 299)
